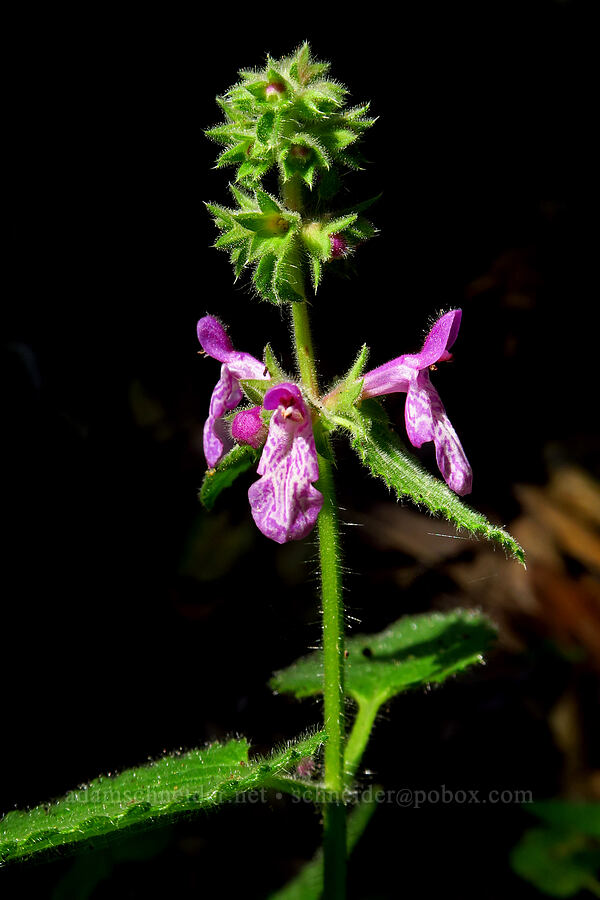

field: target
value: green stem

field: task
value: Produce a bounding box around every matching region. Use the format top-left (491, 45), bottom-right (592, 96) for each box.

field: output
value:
top-left (291, 301), bottom-right (319, 398)
top-left (289, 299), bottom-right (347, 899)
top-left (343, 698), bottom-right (382, 783)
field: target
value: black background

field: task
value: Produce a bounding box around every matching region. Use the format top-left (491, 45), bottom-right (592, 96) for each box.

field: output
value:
top-left (3, 4), bottom-right (597, 897)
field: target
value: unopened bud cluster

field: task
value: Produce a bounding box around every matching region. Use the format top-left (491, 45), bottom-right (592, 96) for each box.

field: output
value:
top-left (205, 42), bottom-right (378, 304)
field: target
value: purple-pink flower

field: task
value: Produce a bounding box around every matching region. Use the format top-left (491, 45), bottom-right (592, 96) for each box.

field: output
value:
top-left (362, 309), bottom-right (473, 495)
top-left (248, 383), bottom-right (323, 543)
top-left (197, 316), bottom-right (269, 468)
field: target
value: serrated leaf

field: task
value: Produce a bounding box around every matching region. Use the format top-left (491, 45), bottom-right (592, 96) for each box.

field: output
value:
top-left (199, 444), bottom-right (260, 510)
top-left (347, 400), bottom-right (525, 564)
top-left (0, 732), bottom-right (326, 865)
top-left (267, 791), bottom-right (377, 900)
top-left (271, 609), bottom-right (497, 705)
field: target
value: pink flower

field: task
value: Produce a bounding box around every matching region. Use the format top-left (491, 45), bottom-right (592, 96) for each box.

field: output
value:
top-left (362, 310), bottom-right (472, 495)
top-left (197, 316), bottom-right (268, 468)
top-left (248, 383), bottom-right (323, 543)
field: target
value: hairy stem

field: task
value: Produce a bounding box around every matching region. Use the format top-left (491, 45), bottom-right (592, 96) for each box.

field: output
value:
top-left (291, 301), bottom-right (319, 398)
top-left (290, 299), bottom-right (347, 899)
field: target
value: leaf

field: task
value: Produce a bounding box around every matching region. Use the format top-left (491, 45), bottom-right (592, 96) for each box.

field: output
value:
top-left (345, 400), bottom-right (525, 564)
top-left (253, 253), bottom-right (277, 299)
top-left (199, 444), bottom-right (260, 511)
top-left (255, 189), bottom-right (281, 214)
top-left (257, 111), bottom-right (276, 144)
top-left (510, 827), bottom-right (600, 898)
top-left (271, 609), bottom-right (497, 705)
top-left (263, 344), bottom-right (286, 381)
top-left (267, 791), bottom-right (377, 900)
top-left (529, 802), bottom-right (600, 839)
top-left (229, 184), bottom-right (257, 211)
top-left (310, 257), bottom-right (322, 292)
top-left (323, 213), bottom-right (358, 235)
top-left (240, 378), bottom-right (270, 406)
top-left (0, 732), bottom-right (326, 865)
top-left (324, 345), bottom-right (369, 414)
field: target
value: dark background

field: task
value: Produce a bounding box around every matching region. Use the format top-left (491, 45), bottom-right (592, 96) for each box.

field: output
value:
top-left (3, 4), bottom-right (598, 897)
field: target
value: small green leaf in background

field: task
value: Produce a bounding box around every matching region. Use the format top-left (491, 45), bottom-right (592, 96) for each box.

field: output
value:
top-left (199, 444), bottom-right (260, 510)
top-left (511, 801), bottom-right (600, 897)
top-left (267, 791), bottom-right (377, 900)
top-left (271, 609), bottom-right (496, 706)
top-left (0, 732), bottom-right (326, 865)
top-left (344, 399), bottom-right (525, 565)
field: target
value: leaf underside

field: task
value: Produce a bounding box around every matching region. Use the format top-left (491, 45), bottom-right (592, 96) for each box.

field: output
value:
top-left (271, 609), bottom-right (497, 705)
top-left (199, 444), bottom-right (260, 510)
top-left (0, 731), bottom-right (325, 865)
top-left (349, 400), bottom-right (525, 565)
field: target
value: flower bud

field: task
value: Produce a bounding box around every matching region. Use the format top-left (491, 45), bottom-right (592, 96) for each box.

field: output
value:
top-left (330, 233), bottom-right (348, 258)
top-left (231, 407), bottom-right (267, 449)
top-left (266, 82), bottom-right (286, 99)
top-left (290, 144), bottom-right (310, 159)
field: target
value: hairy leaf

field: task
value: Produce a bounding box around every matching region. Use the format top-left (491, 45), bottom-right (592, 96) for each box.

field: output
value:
top-left (0, 732), bottom-right (326, 865)
top-left (345, 400), bottom-right (525, 564)
top-left (271, 609), bottom-right (497, 705)
top-left (199, 444), bottom-right (260, 510)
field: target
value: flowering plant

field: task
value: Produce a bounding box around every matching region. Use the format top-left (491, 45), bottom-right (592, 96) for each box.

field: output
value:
top-left (0, 42), bottom-right (524, 898)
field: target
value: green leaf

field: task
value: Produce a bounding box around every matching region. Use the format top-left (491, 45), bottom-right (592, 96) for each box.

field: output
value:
top-left (199, 444), bottom-right (260, 510)
top-left (271, 609), bottom-right (497, 705)
top-left (267, 791), bottom-right (377, 900)
top-left (255, 189), bottom-right (281, 214)
top-left (263, 343), bottom-right (286, 381)
top-left (257, 111), bottom-right (276, 144)
top-left (529, 802), bottom-right (600, 839)
top-left (323, 213), bottom-right (358, 235)
top-left (511, 827), bottom-right (600, 898)
top-left (253, 253), bottom-right (277, 299)
top-left (310, 257), bottom-right (322, 292)
top-left (324, 345), bottom-right (369, 414)
top-left (235, 212), bottom-right (290, 237)
top-left (240, 378), bottom-right (270, 405)
top-left (346, 400), bottom-right (525, 564)
top-left (229, 184), bottom-right (256, 211)
top-left (0, 732), bottom-right (326, 865)
top-left (231, 241), bottom-right (249, 279)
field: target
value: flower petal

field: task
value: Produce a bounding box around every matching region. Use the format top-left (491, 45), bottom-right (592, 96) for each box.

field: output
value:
top-left (198, 315), bottom-right (266, 381)
top-left (406, 371), bottom-right (472, 495)
top-left (361, 357), bottom-right (413, 397)
top-left (406, 309), bottom-right (462, 368)
top-left (248, 383), bottom-right (323, 543)
top-left (203, 364), bottom-right (243, 468)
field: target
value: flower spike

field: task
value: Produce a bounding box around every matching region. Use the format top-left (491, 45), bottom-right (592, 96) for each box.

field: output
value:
top-left (248, 383), bottom-right (323, 543)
